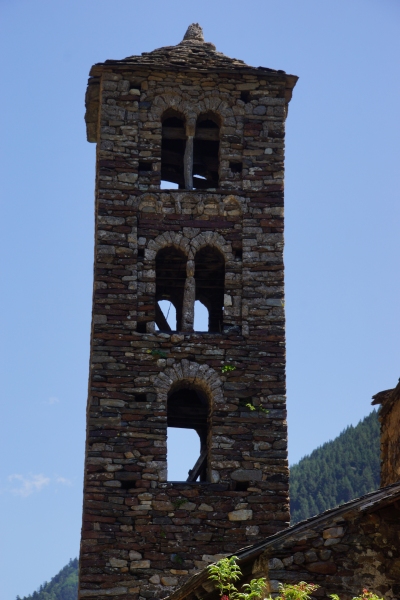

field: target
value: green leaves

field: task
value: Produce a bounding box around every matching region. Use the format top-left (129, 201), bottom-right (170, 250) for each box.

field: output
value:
top-left (330, 590), bottom-right (383, 600)
top-left (236, 579), bottom-right (266, 600)
top-left (208, 559), bottom-right (382, 600)
top-left (208, 556), bottom-right (242, 597)
top-left (275, 582), bottom-right (318, 600)
top-left (221, 365), bottom-right (236, 374)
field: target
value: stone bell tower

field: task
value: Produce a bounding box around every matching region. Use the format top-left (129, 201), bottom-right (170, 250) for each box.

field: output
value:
top-left (79, 24), bottom-right (297, 600)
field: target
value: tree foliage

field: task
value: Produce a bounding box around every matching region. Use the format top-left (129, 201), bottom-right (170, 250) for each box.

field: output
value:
top-left (290, 410), bottom-right (380, 524)
top-left (16, 559), bottom-right (78, 600)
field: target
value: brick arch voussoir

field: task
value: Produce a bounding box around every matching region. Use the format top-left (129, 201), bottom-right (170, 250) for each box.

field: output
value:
top-left (189, 231), bottom-right (233, 263)
top-left (147, 231), bottom-right (190, 258)
top-left (151, 94), bottom-right (192, 124)
top-left (153, 360), bottom-right (223, 407)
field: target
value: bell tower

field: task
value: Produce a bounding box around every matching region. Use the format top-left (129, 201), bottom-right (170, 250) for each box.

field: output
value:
top-left (79, 24), bottom-right (297, 600)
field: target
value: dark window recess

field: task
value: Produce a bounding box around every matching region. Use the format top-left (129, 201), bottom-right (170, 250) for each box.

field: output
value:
top-left (155, 246), bottom-right (187, 331)
top-left (240, 91), bottom-right (251, 103)
top-left (137, 322), bottom-right (147, 333)
top-left (193, 113), bottom-right (220, 189)
top-left (167, 384), bottom-right (209, 482)
top-left (230, 162), bottom-right (243, 174)
top-left (234, 481), bottom-right (250, 492)
top-left (235, 249), bottom-right (243, 261)
top-left (161, 111), bottom-right (186, 188)
top-left (137, 248), bottom-right (144, 258)
top-left (194, 246), bottom-right (225, 333)
top-left (133, 393), bottom-right (147, 402)
top-left (138, 162), bottom-right (153, 172)
top-left (120, 480), bottom-right (137, 491)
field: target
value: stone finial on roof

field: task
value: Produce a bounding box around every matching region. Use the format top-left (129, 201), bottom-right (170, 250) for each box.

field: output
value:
top-left (179, 23), bottom-right (216, 50)
top-left (183, 23), bottom-right (204, 42)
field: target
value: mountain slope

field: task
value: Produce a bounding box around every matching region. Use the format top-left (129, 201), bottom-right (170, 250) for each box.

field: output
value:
top-left (290, 410), bottom-right (380, 524)
top-left (16, 558), bottom-right (78, 600)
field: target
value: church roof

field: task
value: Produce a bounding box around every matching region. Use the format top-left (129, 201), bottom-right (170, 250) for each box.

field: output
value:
top-left (165, 481), bottom-right (400, 600)
top-left (89, 23), bottom-right (295, 80)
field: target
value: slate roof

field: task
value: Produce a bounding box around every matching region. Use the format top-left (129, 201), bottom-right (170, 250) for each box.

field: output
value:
top-left (89, 23), bottom-right (294, 79)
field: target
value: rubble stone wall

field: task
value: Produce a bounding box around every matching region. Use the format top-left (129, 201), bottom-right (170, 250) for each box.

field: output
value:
top-left (380, 386), bottom-right (400, 487)
top-left (79, 60), bottom-right (292, 600)
top-left (254, 504), bottom-right (400, 599)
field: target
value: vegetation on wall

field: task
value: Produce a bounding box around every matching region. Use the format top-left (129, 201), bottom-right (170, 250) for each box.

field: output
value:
top-left (290, 410), bottom-right (380, 524)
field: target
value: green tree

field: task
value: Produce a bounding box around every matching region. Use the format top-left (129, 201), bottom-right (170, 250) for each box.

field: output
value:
top-left (290, 410), bottom-right (380, 524)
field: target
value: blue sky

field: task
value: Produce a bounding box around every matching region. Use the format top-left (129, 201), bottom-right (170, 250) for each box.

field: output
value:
top-left (1, 1), bottom-right (399, 598)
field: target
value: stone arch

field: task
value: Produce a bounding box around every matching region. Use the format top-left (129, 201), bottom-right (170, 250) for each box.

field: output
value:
top-left (153, 360), bottom-right (224, 407)
top-left (188, 231), bottom-right (233, 262)
top-left (153, 358), bottom-right (224, 400)
top-left (152, 95), bottom-right (231, 133)
top-left (153, 360), bottom-right (223, 482)
top-left (147, 231), bottom-right (190, 259)
top-left (193, 111), bottom-right (221, 189)
top-left (147, 234), bottom-right (189, 332)
top-left (151, 94), bottom-right (196, 125)
top-left (190, 232), bottom-right (240, 333)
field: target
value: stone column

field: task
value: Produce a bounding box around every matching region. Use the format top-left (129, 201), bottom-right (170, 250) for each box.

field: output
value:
top-left (182, 260), bottom-right (195, 331)
top-left (184, 136), bottom-right (193, 190)
top-left (184, 119), bottom-right (195, 190)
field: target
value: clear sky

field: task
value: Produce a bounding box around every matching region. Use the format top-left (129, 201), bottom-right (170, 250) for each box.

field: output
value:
top-left (1, 1), bottom-right (399, 598)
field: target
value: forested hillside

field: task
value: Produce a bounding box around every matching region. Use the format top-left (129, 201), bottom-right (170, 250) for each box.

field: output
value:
top-left (290, 410), bottom-right (380, 523)
top-left (18, 411), bottom-right (380, 599)
top-left (16, 558), bottom-right (78, 600)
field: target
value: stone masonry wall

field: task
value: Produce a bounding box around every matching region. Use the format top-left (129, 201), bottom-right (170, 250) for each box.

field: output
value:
top-left (79, 49), bottom-right (295, 600)
top-left (253, 503), bottom-right (400, 598)
top-left (379, 384), bottom-right (400, 487)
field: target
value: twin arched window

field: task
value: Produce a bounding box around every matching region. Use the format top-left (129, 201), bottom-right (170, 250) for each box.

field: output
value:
top-left (161, 110), bottom-right (220, 190)
top-left (155, 245), bottom-right (225, 333)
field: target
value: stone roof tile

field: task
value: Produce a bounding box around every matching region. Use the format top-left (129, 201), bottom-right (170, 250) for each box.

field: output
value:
top-left (90, 23), bottom-right (288, 77)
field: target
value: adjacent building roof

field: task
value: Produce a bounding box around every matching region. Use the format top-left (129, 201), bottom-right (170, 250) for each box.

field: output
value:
top-left (166, 481), bottom-right (400, 600)
top-left (371, 379), bottom-right (400, 418)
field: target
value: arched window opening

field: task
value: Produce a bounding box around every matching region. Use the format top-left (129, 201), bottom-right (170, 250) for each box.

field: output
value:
top-left (155, 247), bottom-right (187, 331)
top-left (167, 428), bottom-right (201, 482)
top-left (194, 246), bottom-right (225, 332)
top-left (167, 384), bottom-right (209, 481)
top-left (193, 300), bottom-right (209, 332)
top-left (193, 113), bottom-right (220, 189)
top-left (155, 300), bottom-right (177, 331)
top-left (161, 111), bottom-right (186, 189)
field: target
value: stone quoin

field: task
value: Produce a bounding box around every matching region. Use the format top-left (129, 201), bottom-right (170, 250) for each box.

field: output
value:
top-left (78, 24), bottom-right (298, 600)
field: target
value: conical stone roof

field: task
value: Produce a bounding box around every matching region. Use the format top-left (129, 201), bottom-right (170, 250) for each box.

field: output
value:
top-left (90, 23), bottom-right (287, 76)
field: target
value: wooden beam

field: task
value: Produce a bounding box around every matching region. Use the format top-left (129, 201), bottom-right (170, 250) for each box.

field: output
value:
top-left (194, 129), bottom-right (220, 141)
top-left (162, 127), bottom-right (219, 141)
top-left (187, 448), bottom-right (207, 482)
top-left (162, 127), bottom-right (186, 140)
top-left (155, 302), bottom-right (172, 332)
